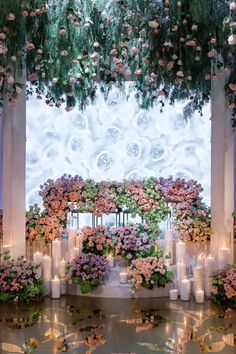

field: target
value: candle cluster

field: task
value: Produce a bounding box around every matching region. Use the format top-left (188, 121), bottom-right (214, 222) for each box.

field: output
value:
top-left (32, 228), bottom-right (84, 299)
top-left (167, 228), bottom-right (221, 304)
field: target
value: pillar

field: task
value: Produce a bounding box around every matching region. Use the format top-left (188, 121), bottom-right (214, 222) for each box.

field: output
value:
top-left (1, 87), bottom-right (26, 258)
top-left (211, 72), bottom-right (235, 263)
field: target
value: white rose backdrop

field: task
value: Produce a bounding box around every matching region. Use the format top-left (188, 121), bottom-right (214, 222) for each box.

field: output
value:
top-left (26, 85), bottom-right (211, 208)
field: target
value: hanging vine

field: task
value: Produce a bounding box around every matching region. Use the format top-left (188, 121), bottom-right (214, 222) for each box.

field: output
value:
top-left (0, 1), bottom-right (235, 126)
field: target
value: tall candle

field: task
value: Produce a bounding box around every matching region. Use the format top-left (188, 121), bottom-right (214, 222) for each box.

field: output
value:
top-left (180, 278), bottom-right (191, 301)
top-left (218, 248), bottom-right (230, 269)
top-left (52, 239), bottom-right (61, 276)
top-left (52, 239), bottom-right (61, 260)
top-left (42, 255), bottom-right (52, 281)
top-left (51, 276), bottom-right (61, 299)
top-left (169, 289), bottom-right (178, 301)
top-left (177, 262), bottom-right (186, 284)
top-left (193, 266), bottom-right (203, 291)
top-left (107, 255), bottom-right (114, 268)
top-left (205, 255), bottom-right (215, 296)
top-left (176, 241), bottom-right (186, 263)
top-left (33, 251), bottom-right (43, 264)
top-left (195, 289), bottom-right (204, 304)
top-left (72, 247), bottom-right (80, 260)
top-left (58, 258), bottom-right (66, 278)
top-left (164, 229), bottom-right (173, 264)
top-left (119, 271), bottom-right (128, 284)
top-left (197, 253), bottom-right (205, 269)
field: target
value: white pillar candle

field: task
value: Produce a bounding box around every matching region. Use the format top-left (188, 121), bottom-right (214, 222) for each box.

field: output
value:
top-left (193, 266), bottom-right (204, 291)
top-left (197, 253), bottom-right (205, 269)
top-left (218, 248), bottom-right (230, 269)
top-left (205, 255), bottom-right (215, 272)
top-left (195, 289), bottom-right (204, 304)
top-left (72, 247), bottom-right (80, 260)
top-left (52, 239), bottom-right (61, 260)
top-left (107, 255), bottom-right (114, 268)
top-left (33, 251), bottom-right (43, 264)
top-left (180, 278), bottom-right (191, 301)
top-left (205, 255), bottom-right (215, 296)
top-left (60, 279), bottom-right (67, 295)
top-left (58, 258), bottom-right (67, 278)
top-left (176, 241), bottom-right (186, 263)
top-left (42, 255), bottom-right (52, 281)
top-left (169, 289), bottom-right (178, 301)
top-left (51, 276), bottom-right (61, 299)
top-left (52, 239), bottom-right (62, 276)
top-left (119, 271), bottom-right (128, 284)
top-left (177, 262), bottom-right (186, 283)
top-left (164, 229), bottom-right (173, 264)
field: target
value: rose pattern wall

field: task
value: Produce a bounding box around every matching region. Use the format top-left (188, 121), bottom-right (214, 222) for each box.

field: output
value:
top-left (26, 86), bottom-right (211, 208)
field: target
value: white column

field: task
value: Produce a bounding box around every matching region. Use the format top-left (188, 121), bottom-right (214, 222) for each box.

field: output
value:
top-left (211, 72), bottom-right (235, 263)
top-left (1, 87), bottom-right (26, 257)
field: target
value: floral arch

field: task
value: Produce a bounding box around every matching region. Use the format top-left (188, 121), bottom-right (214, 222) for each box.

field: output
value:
top-left (26, 175), bottom-right (211, 244)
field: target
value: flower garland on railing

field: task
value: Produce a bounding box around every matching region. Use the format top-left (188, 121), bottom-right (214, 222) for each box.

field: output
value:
top-left (0, 1), bottom-right (236, 127)
top-left (27, 174), bottom-right (211, 244)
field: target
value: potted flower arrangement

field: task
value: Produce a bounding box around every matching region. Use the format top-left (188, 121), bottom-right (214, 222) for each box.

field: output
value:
top-left (65, 253), bottom-right (109, 293)
top-left (128, 256), bottom-right (173, 290)
top-left (110, 224), bottom-right (157, 265)
top-left (210, 265), bottom-right (236, 304)
top-left (0, 252), bottom-right (46, 302)
top-left (81, 225), bottom-right (115, 256)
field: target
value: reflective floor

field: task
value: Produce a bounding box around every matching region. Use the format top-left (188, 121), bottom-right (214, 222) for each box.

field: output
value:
top-left (0, 296), bottom-right (235, 353)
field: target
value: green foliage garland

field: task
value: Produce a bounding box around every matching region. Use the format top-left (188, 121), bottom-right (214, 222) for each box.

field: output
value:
top-left (0, 1), bottom-right (236, 125)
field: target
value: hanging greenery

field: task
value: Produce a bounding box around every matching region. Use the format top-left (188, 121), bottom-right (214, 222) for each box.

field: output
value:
top-left (0, 0), bottom-right (235, 126)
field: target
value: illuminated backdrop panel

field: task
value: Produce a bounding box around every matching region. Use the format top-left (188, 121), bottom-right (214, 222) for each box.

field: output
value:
top-left (26, 87), bottom-right (211, 207)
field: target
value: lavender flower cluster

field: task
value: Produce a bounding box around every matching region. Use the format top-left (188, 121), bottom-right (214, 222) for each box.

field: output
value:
top-left (0, 255), bottom-right (45, 302)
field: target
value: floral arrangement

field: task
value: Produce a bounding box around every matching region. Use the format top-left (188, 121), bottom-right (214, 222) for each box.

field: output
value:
top-left (26, 175), bottom-right (210, 244)
top-left (128, 256), bottom-right (173, 290)
top-left (65, 253), bottom-right (109, 293)
top-left (0, 1), bottom-right (236, 128)
top-left (0, 252), bottom-right (46, 302)
top-left (26, 203), bottom-right (63, 244)
top-left (81, 225), bottom-right (115, 256)
top-left (210, 265), bottom-right (236, 304)
top-left (37, 175), bottom-right (171, 242)
top-left (109, 224), bottom-right (158, 264)
top-left (156, 176), bottom-right (211, 242)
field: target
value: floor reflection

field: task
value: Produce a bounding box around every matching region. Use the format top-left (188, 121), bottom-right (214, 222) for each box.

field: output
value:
top-left (0, 297), bottom-right (235, 353)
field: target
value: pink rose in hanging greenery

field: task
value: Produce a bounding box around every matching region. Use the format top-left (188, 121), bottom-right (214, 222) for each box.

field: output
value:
top-left (0, 33), bottom-right (6, 40)
top-left (60, 50), bottom-right (69, 56)
top-left (7, 12), bottom-right (15, 21)
top-left (186, 40), bottom-right (196, 47)
top-left (230, 2), bottom-right (236, 10)
top-left (110, 48), bottom-right (118, 56)
top-left (25, 43), bottom-right (35, 50)
top-left (22, 10), bottom-right (28, 17)
top-left (135, 69), bottom-right (142, 75)
top-left (229, 83), bottom-right (236, 91)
